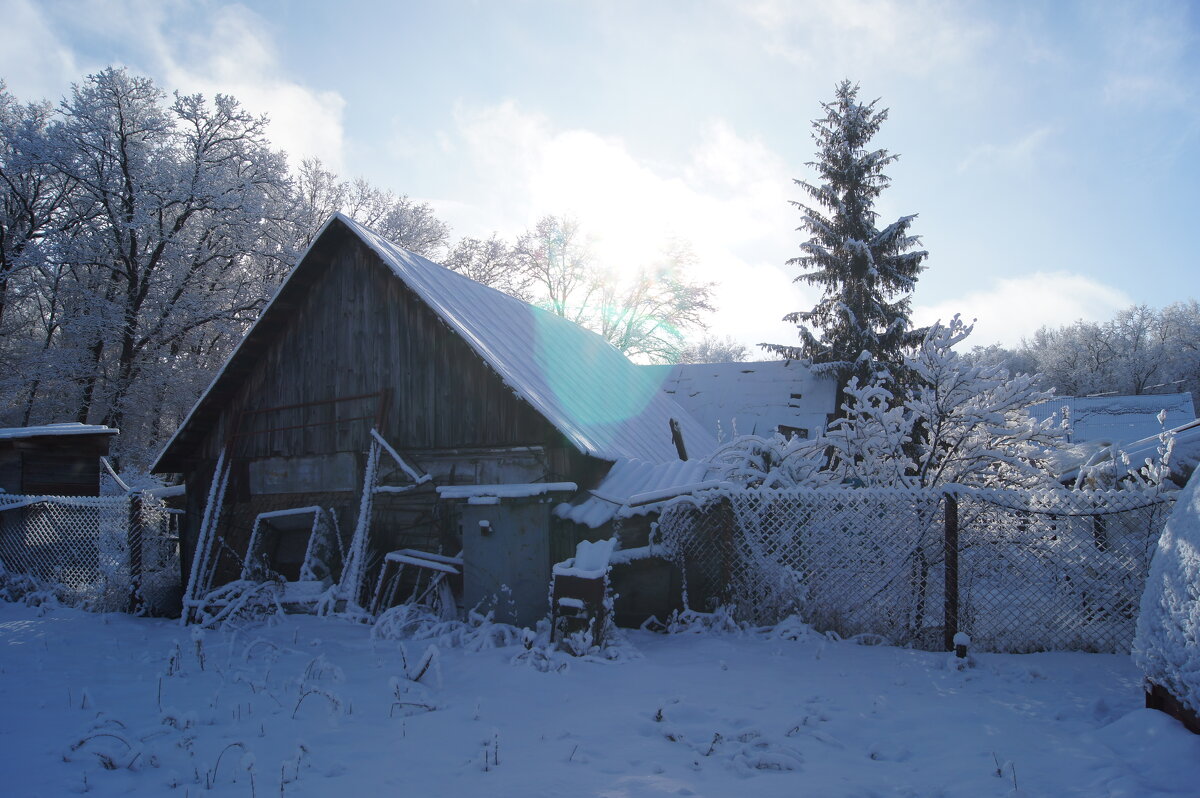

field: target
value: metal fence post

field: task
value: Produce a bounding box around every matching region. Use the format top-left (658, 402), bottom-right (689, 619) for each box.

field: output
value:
top-left (943, 491), bottom-right (959, 652)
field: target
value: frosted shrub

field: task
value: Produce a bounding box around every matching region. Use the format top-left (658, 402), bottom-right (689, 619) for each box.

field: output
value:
top-left (192, 580), bottom-right (286, 629)
top-left (710, 316), bottom-right (1065, 491)
top-left (0, 558), bottom-right (57, 607)
top-left (372, 604), bottom-right (524, 651)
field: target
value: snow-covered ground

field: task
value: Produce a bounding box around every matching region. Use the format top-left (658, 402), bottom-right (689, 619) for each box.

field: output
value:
top-left (2, 603), bottom-right (1198, 798)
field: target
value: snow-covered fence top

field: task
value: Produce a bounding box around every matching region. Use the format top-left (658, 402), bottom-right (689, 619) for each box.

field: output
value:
top-left (657, 485), bottom-right (1174, 654)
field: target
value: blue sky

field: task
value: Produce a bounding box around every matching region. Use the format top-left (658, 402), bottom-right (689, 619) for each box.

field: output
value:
top-left (2, 0), bottom-right (1197, 351)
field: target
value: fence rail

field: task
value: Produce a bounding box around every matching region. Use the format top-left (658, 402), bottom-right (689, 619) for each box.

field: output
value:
top-left (0, 493), bottom-right (180, 614)
top-left (656, 485), bottom-right (1174, 653)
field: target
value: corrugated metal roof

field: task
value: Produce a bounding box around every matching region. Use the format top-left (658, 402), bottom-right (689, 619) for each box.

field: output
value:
top-left (155, 214), bottom-right (714, 470)
top-left (1029, 393), bottom-right (1196, 445)
top-left (1113, 419), bottom-right (1200, 480)
top-left (644, 360), bottom-right (836, 442)
top-left (555, 457), bottom-right (714, 528)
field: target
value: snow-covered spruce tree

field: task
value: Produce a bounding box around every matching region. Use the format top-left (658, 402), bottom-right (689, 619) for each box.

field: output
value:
top-left (763, 81), bottom-right (927, 406)
top-left (820, 315), bottom-right (1064, 489)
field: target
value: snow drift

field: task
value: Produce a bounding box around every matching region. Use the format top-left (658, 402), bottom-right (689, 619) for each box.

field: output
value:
top-left (1134, 470), bottom-right (1200, 716)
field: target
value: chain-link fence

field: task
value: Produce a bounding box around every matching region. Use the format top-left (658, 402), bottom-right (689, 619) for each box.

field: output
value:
top-left (0, 493), bottom-right (181, 614)
top-left (657, 486), bottom-right (1174, 653)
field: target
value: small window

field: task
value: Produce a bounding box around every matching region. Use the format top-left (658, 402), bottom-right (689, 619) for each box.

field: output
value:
top-left (777, 425), bottom-right (809, 440)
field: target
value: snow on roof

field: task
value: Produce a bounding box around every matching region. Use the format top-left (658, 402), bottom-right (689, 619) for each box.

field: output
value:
top-left (555, 457), bottom-right (714, 528)
top-left (154, 214), bottom-right (714, 471)
top-left (0, 423), bottom-right (118, 441)
top-left (1029, 393), bottom-right (1196, 446)
top-left (437, 482), bottom-right (578, 500)
top-left (643, 360), bottom-right (837, 442)
top-left (1112, 419), bottom-right (1200, 481)
top-left (343, 216), bottom-right (715, 464)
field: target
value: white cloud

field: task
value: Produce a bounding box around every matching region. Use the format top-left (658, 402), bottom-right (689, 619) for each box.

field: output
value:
top-left (913, 272), bottom-right (1131, 348)
top-left (446, 101), bottom-right (811, 355)
top-left (957, 126), bottom-right (1053, 174)
top-left (1093, 1), bottom-right (1196, 110)
top-left (0, 0), bottom-right (346, 171)
top-left (738, 0), bottom-right (993, 76)
top-left (148, 4), bottom-right (346, 171)
top-left (0, 0), bottom-right (80, 100)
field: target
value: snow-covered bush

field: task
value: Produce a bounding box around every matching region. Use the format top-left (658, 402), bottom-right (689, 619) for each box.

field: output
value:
top-left (1080, 409), bottom-right (1182, 491)
top-left (732, 315), bottom-right (1065, 490)
top-left (1132, 471), bottom-right (1200, 715)
top-left (192, 580), bottom-right (286, 629)
top-left (0, 557), bottom-right (57, 607)
top-left (822, 315), bottom-right (1064, 488)
top-left (708, 433), bottom-right (832, 489)
top-left (372, 604), bottom-right (526, 652)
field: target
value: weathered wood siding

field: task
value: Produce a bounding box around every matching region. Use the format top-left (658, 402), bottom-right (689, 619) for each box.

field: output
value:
top-left (0, 436), bottom-right (111, 496)
top-left (174, 228), bottom-right (600, 589)
top-left (0, 449), bottom-right (20, 494)
top-left (194, 231), bottom-right (566, 466)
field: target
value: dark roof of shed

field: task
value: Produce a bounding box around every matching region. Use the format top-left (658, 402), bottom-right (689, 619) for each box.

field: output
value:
top-left (0, 423), bottom-right (118, 441)
top-left (153, 214), bottom-right (714, 472)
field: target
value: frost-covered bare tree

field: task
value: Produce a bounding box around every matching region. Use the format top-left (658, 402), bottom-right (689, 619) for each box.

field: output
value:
top-left (513, 215), bottom-right (596, 323)
top-left (512, 216), bottom-right (716, 362)
top-left (290, 157), bottom-right (451, 258)
top-left (0, 68), bottom-right (293, 464)
top-left (677, 334), bottom-right (750, 364)
top-left (961, 342), bottom-right (1038, 377)
top-left (1009, 303), bottom-right (1200, 399)
top-left (344, 178), bottom-right (450, 258)
top-left (900, 316), bottom-right (1062, 488)
top-left (59, 70), bottom-right (290, 442)
top-left (443, 233), bottom-right (533, 301)
top-left (593, 241), bottom-right (715, 363)
top-left (291, 157), bottom-right (347, 248)
top-left (0, 83), bottom-right (73, 335)
top-left (1162, 300), bottom-right (1200, 397)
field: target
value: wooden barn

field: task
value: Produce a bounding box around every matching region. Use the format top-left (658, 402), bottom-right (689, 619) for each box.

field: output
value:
top-left (153, 214), bottom-right (715, 625)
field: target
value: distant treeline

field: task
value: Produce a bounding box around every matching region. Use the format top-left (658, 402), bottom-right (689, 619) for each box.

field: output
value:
top-left (965, 303), bottom-right (1200, 400)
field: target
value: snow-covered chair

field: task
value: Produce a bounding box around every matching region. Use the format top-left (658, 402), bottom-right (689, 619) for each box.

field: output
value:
top-left (550, 537), bottom-right (616, 651)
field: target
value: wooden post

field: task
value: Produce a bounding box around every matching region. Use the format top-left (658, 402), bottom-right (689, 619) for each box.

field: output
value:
top-left (943, 492), bottom-right (959, 652)
top-left (669, 418), bottom-right (688, 461)
top-left (127, 493), bottom-right (144, 614)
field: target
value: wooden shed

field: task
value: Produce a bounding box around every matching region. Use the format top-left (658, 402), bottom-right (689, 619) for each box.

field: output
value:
top-left (0, 424), bottom-right (118, 497)
top-left (153, 214), bottom-right (714, 623)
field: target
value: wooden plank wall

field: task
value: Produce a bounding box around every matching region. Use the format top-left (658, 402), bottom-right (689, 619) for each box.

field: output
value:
top-left (196, 233), bottom-right (569, 469)
top-left (0, 436), bottom-right (111, 496)
top-left (0, 449), bottom-right (20, 494)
